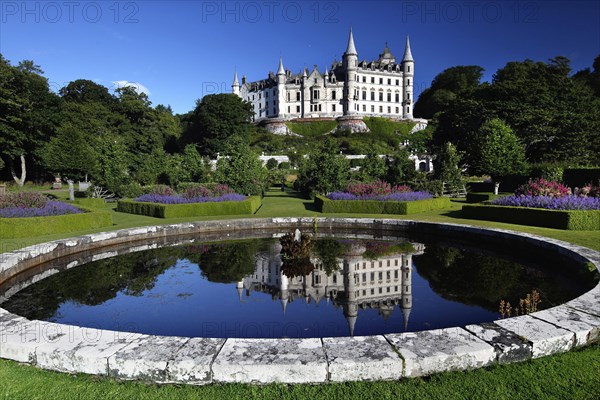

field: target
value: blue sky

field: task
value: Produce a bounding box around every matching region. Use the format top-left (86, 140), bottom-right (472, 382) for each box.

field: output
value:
top-left (1, 1), bottom-right (599, 114)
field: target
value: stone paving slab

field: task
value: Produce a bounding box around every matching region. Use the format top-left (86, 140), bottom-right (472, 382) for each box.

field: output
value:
top-left (0, 319), bottom-right (48, 363)
top-left (385, 327), bottom-right (495, 378)
top-left (108, 335), bottom-right (189, 382)
top-left (531, 306), bottom-right (600, 347)
top-left (212, 338), bottom-right (327, 384)
top-left (322, 335), bottom-right (404, 381)
top-left (494, 315), bottom-right (574, 358)
top-left (166, 337), bottom-right (226, 385)
top-left (564, 287), bottom-right (600, 317)
top-left (464, 323), bottom-right (532, 363)
top-left (35, 324), bottom-right (142, 375)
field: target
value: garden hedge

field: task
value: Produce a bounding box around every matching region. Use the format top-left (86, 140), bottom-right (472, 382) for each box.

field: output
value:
top-left (465, 192), bottom-right (504, 203)
top-left (72, 198), bottom-right (106, 208)
top-left (116, 196), bottom-right (262, 218)
top-left (462, 204), bottom-right (600, 230)
top-left (314, 195), bottom-right (451, 215)
top-left (0, 207), bottom-right (113, 239)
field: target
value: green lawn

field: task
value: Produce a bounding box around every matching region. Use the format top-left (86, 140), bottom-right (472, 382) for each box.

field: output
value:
top-left (1, 187), bottom-right (600, 399)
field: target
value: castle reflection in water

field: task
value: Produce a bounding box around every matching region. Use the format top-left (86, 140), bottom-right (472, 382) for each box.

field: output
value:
top-left (237, 240), bottom-right (424, 336)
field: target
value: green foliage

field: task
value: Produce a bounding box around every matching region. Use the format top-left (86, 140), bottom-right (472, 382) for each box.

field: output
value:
top-left (473, 119), bottom-right (527, 182)
top-left (433, 142), bottom-right (465, 193)
top-left (39, 123), bottom-right (98, 180)
top-left (182, 94), bottom-right (254, 157)
top-left (462, 204), bottom-right (600, 230)
top-left (387, 147), bottom-right (418, 185)
top-left (355, 151), bottom-right (386, 182)
top-left (116, 196), bottom-right (262, 218)
top-left (93, 133), bottom-right (130, 194)
top-left (414, 66), bottom-right (484, 119)
top-left (266, 158), bottom-right (278, 170)
top-left (0, 208), bottom-right (112, 239)
top-left (197, 241), bottom-right (260, 283)
top-left (315, 195), bottom-right (451, 215)
top-left (285, 120), bottom-right (337, 136)
top-left (362, 117), bottom-right (415, 135)
top-left (71, 198), bottom-right (106, 208)
top-left (214, 137), bottom-right (267, 195)
top-left (296, 138), bottom-right (350, 196)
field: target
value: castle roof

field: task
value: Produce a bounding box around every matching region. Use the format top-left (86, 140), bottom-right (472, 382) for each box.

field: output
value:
top-left (345, 27), bottom-right (357, 56)
top-left (403, 35), bottom-right (414, 62)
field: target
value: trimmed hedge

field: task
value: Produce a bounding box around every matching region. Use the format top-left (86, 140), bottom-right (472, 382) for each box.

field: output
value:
top-left (72, 198), bottom-right (106, 208)
top-left (466, 192), bottom-right (504, 203)
top-left (0, 207), bottom-right (113, 239)
top-left (116, 196), bottom-right (262, 218)
top-left (462, 204), bottom-right (600, 230)
top-left (314, 195), bottom-right (451, 215)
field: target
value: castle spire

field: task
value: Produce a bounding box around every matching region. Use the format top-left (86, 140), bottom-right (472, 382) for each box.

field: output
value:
top-left (232, 71), bottom-right (239, 86)
top-left (403, 35), bottom-right (414, 62)
top-left (277, 56), bottom-right (285, 75)
top-left (345, 27), bottom-right (357, 56)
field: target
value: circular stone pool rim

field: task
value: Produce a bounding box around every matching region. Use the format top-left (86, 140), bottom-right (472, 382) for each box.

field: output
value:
top-left (0, 218), bottom-right (599, 384)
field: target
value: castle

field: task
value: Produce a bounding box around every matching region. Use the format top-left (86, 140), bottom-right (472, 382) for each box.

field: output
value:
top-left (236, 239), bottom-right (424, 336)
top-left (232, 28), bottom-right (415, 122)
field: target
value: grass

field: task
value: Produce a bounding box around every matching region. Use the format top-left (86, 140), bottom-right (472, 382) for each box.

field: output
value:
top-left (285, 120), bottom-right (338, 137)
top-left (363, 117), bottom-right (416, 136)
top-left (1, 187), bottom-right (600, 399)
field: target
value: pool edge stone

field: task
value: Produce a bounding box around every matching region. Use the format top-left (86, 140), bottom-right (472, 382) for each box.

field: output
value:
top-left (0, 218), bottom-right (599, 384)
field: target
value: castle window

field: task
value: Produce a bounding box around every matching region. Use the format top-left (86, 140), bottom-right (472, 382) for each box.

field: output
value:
top-left (379, 78), bottom-right (383, 84)
top-left (388, 78), bottom-right (391, 85)
top-left (287, 92), bottom-right (290, 102)
top-left (396, 79), bottom-right (400, 85)
top-left (362, 76), bottom-right (366, 83)
top-left (312, 89), bottom-right (320, 100)
top-left (332, 104), bottom-right (336, 112)
top-left (406, 106), bottom-right (409, 113)
top-left (332, 91), bottom-right (336, 100)
top-left (387, 270), bottom-right (391, 278)
top-left (388, 106), bottom-right (391, 113)
top-left (319, 104), bottom-right (322, 111)
top-left (288, 106), bottom-right (290, 113)
top-left (380, 106), bottom-right (383, 113)
top-left (371, 77), bottom-right (375, 83)
top-left (395, 107), bottom-right (399, 114)
top-left (379, 92), bottom-right (383, 101)
top-left (407, 78), bottom-right (411, 85)
top-left (408, 65), bottom-right (411, 72)
top-left (370, 272), bottom-right (375, 281)
top-left (297, 105), bottom-right (300, 112)
top-left (266, 91), bottom-right (269, 97)
top-left (395, 270), bottom-right (399, 278)
top-left (407, 93), bottom-right (410, 100)
top-left (371, 105), bottom-right (375, 112)
top-left (362, 104), bottom-right (366, 111)
top-left (387, 93), bottom-right (391, 102)
top-left (395, 93), bottom-right (400, 102)
top-left (362, 90), bottom-right (366, 100)
top-left (356, 75), bottom-right (359, 81)
top-left (370, 91), bottom-right (375, 101)
top-left (296, 91), bottom-right (300, 101)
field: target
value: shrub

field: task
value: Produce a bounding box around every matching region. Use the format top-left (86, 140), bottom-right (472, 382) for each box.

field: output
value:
top-left (117, 196), bottom-right (262, 218)
top-left (462, 204), bottom-right (600, 230)
top-left (0, 192), bottom-right (48, 208)
top-left (345, 180), bottom-right (412, 197)
top-left (491, 195), bottom-right (600, 210)
top-left (515, 178), bottom-right (571, 197)
top-left (266, 158), bottom-right (278, 170)
top-left (182, 184), bottom-right (234, 199)
top-left (278, 162), bottom-right (291, 170)
top-left (574, 182), bottom-right (600, 198)
top-left (0, 201), bottom-right (82, 218)
top-left (315, 195), bottom-right (450, 215)
top-left (134, 193), bottom-right (246, 205)
top-left (0, 207), bottom-right (112, 239)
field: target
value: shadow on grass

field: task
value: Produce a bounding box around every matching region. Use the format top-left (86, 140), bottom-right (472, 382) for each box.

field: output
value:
top-left (303, 201), bottom-right (319, 212)
top-left (441, 209), bottom-right (465, 219)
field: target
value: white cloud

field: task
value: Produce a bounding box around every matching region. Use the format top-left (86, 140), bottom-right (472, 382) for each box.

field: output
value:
top-left (112, 80), bottom-right (151, 96)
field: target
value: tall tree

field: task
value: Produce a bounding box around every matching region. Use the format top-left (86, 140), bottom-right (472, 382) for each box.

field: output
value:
top-left (40, 123), bottom-right (98, 180)
top-left (182, 94), bottom-right (254, 157)
top-left (297, 138), bottom-right (350, 196)
top-left (214, 136), bottom-right (267, 195)
top-left (473, 118), bottom-right (527, 194)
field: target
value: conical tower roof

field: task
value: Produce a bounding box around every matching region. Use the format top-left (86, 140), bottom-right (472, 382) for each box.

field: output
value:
top-left (403, 35), bottom-right (414, 62)
top-left (233, 71), bottom-right (239, 86)
top-left (277, 57), bottom-right (285, 75)
top-left (345, 27), bottom-right (357, 56)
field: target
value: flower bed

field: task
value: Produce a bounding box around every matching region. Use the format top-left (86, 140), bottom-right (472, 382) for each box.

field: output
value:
top-left (462, 178), bottom-right (600, 230)
top-left (134, 193), bottom-right (247, 204)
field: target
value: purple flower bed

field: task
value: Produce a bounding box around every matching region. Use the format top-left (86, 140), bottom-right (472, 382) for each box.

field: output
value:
top-left (0, 201), bottom-right (83, 218)
top-left (327, 191), bottom-right (433, 202)
top-left (135, 193), bottom-right (247, 204)
top-left (491, 195), bottom-right (600, 210)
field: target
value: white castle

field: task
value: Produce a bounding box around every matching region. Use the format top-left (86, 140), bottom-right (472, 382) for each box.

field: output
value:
top-left (232, 28), bottom-right (415, 122)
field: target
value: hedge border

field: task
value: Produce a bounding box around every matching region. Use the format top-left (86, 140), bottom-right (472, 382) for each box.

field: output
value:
top-left (465, 193), bottom-right (504, 203)
top-left (72, 198), bottom-right (106, 208)
top-left (314, 195), bottom-right (451, 215)
top-left (0, 206), bottom-right (113, 239)
top-left (462, 204), bottom-right (600, 230)
top-left (116, 196), bottom-right (262, 218)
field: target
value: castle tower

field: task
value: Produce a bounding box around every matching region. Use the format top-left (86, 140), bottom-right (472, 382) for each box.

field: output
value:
top-left (402, 35), bottom-right (414, 119)
top-left (276, 57), bottom-right (286, 118)
top-left (232, 71), bottom-right (240, 97)
top-left (342, 27), bottom-right (358, 115)
top-left (400, 253), bottom-right (413, 330)
top-left (343, 259), bottom-right (358, 336)
top-left (280, 272), bottom-right (289, 315)
top-left (236, 280), bottom-right (244, 301)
